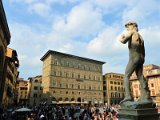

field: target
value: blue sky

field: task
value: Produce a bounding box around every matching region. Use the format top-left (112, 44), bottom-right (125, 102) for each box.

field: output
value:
top-left (3, 0), bottom-right (160, 79)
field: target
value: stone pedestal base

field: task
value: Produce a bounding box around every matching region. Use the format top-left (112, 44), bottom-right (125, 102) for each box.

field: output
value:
top-left (119, 108), bottom-right (159, 120)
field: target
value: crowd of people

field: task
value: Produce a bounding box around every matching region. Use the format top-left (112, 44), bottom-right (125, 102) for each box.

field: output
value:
top-left (0, 104), bottom-right (120, 120)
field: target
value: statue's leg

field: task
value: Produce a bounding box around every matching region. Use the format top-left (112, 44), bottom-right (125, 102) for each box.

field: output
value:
top-left (121, 60), bottom-right (136, 103)
top-left (135, 65), bottom-right (152, 102)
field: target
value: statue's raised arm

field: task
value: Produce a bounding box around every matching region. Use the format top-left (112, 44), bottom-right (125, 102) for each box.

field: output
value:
top-left (118, 30), bottom-right (132, 44)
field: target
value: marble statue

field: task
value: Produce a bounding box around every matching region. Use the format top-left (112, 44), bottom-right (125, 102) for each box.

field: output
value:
top-left (118, 21), bottom-right (152, 104)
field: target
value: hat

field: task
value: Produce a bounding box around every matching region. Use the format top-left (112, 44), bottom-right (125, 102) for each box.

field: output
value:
top-left (125, 21), bottom-right (138, 28)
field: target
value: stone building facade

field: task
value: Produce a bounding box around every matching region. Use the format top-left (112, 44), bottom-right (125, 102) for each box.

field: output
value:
top-left (41, 50), bottom-right (105, 105)
top-left (16, 78), bottom-right (29, 106)
top-left (1, 48), bottom-right (19, 108)
top-left (0, 0), bottom-right (11, 106)
top-left (103, 73), bottom-right (125, 105)
top-left (130, 64), bottom-right (160, 105)
top-left (28, 75), bottom-right (43, 107)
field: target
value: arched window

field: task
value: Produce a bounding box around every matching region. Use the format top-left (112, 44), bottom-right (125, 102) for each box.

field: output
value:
top-left (54, 59), bottom-right (58, 65)
top-left (78, 64), bottom-right (81, 69)
top-left (78, 74), bottom-right (81, 79)
top-left (78, 84), bottom-right (80, 89)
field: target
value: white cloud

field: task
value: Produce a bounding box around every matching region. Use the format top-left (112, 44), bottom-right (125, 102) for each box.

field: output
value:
top-left (87, 26), bottom-right (126, 56)
top-left (122, 0), bottom-right (160, 24)
top-left (52, 1), bottom-right (105, 39)
top-left (28, 2), bottom-right (51, 17)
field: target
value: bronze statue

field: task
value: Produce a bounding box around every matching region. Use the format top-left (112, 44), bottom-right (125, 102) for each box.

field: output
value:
top-left (118, 21), bottom-right (152, 103)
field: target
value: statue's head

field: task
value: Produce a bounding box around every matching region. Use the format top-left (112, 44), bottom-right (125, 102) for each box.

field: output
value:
top-left (125, 21), bottom-right (138, 31)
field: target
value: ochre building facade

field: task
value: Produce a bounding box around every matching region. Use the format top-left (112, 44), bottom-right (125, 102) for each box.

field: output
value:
top-left (2, 48), bottom-right (19, 108)
top-left (16, 78), bottom-right (29, 106)
top-left (130, 64), bottom-right (160, 105)
top-left (28, 75), bottom-right (43, 107)
top-left (41, 50), bottom-right (105, 105)
top-left (103, 73), bottom-right (125, 105)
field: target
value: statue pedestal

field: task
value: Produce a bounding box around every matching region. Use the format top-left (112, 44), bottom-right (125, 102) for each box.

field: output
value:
top-left (119, 101), bottom-right (159, 120)
top-left (119, 108), bottom-right (159, 120)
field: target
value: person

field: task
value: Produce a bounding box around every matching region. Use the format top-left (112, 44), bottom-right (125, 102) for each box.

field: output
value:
top-left (118, 21), bottom-right (152, 103)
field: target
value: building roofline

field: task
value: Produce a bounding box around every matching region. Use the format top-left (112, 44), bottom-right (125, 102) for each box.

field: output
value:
top-left (40, 50), bottom-right (105, 64)
top-left (104, 72), bottom-right (124, 76)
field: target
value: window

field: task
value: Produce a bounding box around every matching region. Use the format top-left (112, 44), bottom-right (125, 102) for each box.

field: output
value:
top-left (78, 64), bottom-right (81, 69)
top-left (53, 71), bottom-right (56, 76)
top-left (34, 86), bottom-right (38, 90)
top-left (111, 93), bottom-right (113, 98)
top-left (66, 72), bottom-right (69, 77)
top-left (66, 62), bottom-right (69, 67)
top-left (118, 87), bottom-right (120, 90)
top-left (119, 93), bottom-right (121, 98)
top-left (111, 86), bottom-right (113, 90)
top-left (60, 83), bottom-right (63, 88)
top-left (72, 73), bottom-right (75, 78)
top-left (97, 66), bottom-right (100, 71)
top-left (61, 60), bottom-right (64, 66)
top-left (54, 59), bottom-right (58, 65)
top-left (98, 86), bottom-right (100, 90)
top-left (84, 75), bottom-right (86, 79)
top-left (66, 91), bottom-right (68, 94)
top-left (34, 79), bottom-right (38, 82)
top-left (78, 84), bottom-right (80, 89)
top-left (110, 81), bottom-right (113, 84)
top-left (33, 93), bottom-right (37, 98)
top-left (66, 84), bottom-right (68, 88)
top-left (84, 65), bottom-right (87, 70)
top-left (72, 62), bottom-right (75, 68)
top-left (115, 87), bottom-right (117, 91)
top-left (60, 71), bottom-right (63, 76)
top-left (53, 81), bottom-right (56, 87)
top-left (94, 66), bottom-right (97, 71)
top-left (151, 83), bottom-right (154, 87)
top-left (115, 93), bottom-right (117, 98)
top-left (151, 90), bottom-right (155, 96)
top-left (78, 74), bottom-right (81, 79)
top-left (72, 84), bottom-right (74, 89)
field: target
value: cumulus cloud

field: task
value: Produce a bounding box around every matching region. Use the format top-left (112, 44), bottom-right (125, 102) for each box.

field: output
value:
top-left (51, 1), bottom-right (105, 39)
top-left (87, 26), bottom-right (126, 56)
top-left (122, 0), bottom-right (160, 24)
